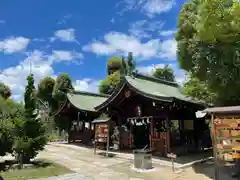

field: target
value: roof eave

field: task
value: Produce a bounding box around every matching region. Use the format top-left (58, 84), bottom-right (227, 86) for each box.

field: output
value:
top-left (67, 93), bottom-right (98, 112)
top-left (94, 80), bottom-right (127, 111)
top-left (125, 79), bottom-right (174, 102)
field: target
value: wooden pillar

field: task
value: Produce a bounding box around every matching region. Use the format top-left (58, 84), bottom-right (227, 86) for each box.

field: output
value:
top-left (129, 119), bottom-right (132, 149)
top-left (166, 117), bottom-right (170, 153)
top-left (150, 117), bottom-right (153, 150)
top-left (93, 123), bottom-right (96, 155)
top-left (211, 113), bottom-right (219, 180)
top-left (106, 122), bottom-right (110, 157)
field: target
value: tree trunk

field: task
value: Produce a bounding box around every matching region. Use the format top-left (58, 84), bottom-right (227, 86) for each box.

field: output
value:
top-left (17, 153), bottom-right (23, 169)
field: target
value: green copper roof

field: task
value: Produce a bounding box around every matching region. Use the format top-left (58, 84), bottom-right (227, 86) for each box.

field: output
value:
top-left (95, 73), bottom-right (204, 110)
top-left (125, 73), bottom-right (193, 102)
top-left (92, 113), bottom-right (110, 123)
top-left (67, 91), bottom-right (109, 112)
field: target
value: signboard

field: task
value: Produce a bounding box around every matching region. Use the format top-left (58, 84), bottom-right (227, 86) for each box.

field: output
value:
top-left (167, 153), bottom-right (177, 172)
top-left (214, 117), bottom-right (240, 159)
top-left (167, 153), bottom-right (177, 159)
top-left (95, 124), bottom-right (108, 143)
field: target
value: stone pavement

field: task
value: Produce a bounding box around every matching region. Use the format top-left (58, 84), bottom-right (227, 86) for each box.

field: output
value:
top-left (32, 173), bottom-right (91, 180)
top-left (5, 143), bottom-right (234, 180)
top-left (35, 144), bottom-right (183, 180)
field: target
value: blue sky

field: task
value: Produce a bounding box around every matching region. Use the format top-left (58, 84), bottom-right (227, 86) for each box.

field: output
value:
top-left (0, 0), bottom-right (187, 100)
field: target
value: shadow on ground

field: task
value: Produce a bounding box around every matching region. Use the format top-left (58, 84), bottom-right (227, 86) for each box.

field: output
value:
top-left (97, 152), bottom-right (117, 158)
top-left (153, 149), bottom-right (213, 165)
top-left (192, 159), bottom-right (240, 180)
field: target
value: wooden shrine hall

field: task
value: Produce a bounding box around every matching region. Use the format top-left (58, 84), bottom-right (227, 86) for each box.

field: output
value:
top-left (56, 72), bottom-right (210, 156)
top-left (93, 72), bottom-right (209, 155)
top-left (54, 91), bottom-right (109, 144)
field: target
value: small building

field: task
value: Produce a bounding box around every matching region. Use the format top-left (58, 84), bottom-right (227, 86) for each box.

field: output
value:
top-left (54, 91), bottom-right (109, 144)
top-left (203, 106), bottom-right (240, 178)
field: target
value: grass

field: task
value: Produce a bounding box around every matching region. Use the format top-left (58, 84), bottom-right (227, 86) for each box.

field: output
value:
top-left (0, 159), bottom-right (72, 180)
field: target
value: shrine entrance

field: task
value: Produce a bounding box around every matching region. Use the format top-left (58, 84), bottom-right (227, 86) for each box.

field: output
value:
top-left (132, 117), bottom-right (150, 149)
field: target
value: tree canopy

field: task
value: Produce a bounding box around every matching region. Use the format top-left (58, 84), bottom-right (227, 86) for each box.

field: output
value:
top-left (152, 65), bottom-right (175, 82)
top-left (99, 71), bottom-right (121, 94)
top-left (175, 0), bottom-right (240, 105)
top-left (183, 75), bottom-right (216, 104)
top-left (0, 82), bottom-right (11, 99)
top-left (52, 73), bottom-right (74, 102)
top-left (107, 57), bottom-right (126, 75)
top-left (0, 96), bottom-right (24, 157)
top-left (37, 76), bottom-right (55, 105)
top-left (99, 53), bottom-right (135, 95)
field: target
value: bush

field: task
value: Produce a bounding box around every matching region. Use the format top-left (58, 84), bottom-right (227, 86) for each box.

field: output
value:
top-left (48, 135), bottom-right (58, 142)
top-left (0, 120), bottom-right (14, 156)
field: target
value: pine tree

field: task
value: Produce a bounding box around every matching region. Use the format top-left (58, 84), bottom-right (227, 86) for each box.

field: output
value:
top-left (14, 74), bottom-right (47, 165)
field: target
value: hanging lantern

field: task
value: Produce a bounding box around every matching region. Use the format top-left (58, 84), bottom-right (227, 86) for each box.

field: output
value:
top-left (136, 105), bottom-right (142, 117)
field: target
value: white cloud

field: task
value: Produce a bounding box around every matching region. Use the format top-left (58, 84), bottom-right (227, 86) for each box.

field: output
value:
top-left (158, 39), bottom-right (177, 60)
top-left (83, 32), bottom-right (177, 60)
top-left (159, 29), bottom-right (176, 36)
top-left (121, 0), bottom-right (175, 17)
top-left (51, 28), bottom-right (78, 43)
top-left (137, 63), bottom-right (187, 84)
top-left (49, 50), bottom-right (83, 63)
top-left (142, 0), bottom-right (175, 17)
top-left (0, 49), bottom-right (85, 100)
top-left (73, 78), bottom-right (100, 93)
top-left (129, 20), bottom-right (164, 39)
top-left (0, 50), bottom-right (54, 100)
top-left (137, 63), bottom-right (165, 74)
top-left (0, 37), bottom-right (30, 53)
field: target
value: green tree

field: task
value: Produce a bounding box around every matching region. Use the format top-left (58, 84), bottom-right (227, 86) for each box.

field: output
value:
top-left (0, 96), bottom-right (24, 121)
top-left (37, 77), bottom-right (55, 105)
top-left (52, 73), bottom-right (73, 130)
top-left (0, 96), bottom-right (17, 157)
top-left (99, 53), bottom-right (136, 94)
top-left (183, 75), bottom-right (216, 104)
top-left (13, 74), bottom-right (47, 165)
top-left (52, 73), bottom-right (73, 102)
top-left (0, 119), bottom-right (14, 156)
top-left (152, 65), bottom-right (175, 82)
top-left (107, 56), bottom-right (126, 75)
top-left (175, 0), bottom-right (240, 105)
top-left (126, 52), bottom-right (136, 75)
top-left (99, 71), bottom-right (121, 94)
top-left (0, 82), bottom-right (11, 99)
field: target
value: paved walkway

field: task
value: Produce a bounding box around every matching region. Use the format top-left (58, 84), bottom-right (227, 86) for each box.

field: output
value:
top-left (32, 173), bottom-right (91, 180)
top-left (16, 143), bottom-right (236, 180)
top-left (35, 144), bottom-right (173, 180)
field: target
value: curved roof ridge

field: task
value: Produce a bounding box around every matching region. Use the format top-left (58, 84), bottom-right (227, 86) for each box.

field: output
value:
top-left (94, 79), bottom-right (127, 110)
top-left (69, 90), bottom-right (110, 98)
top-left (132, 72), bottom-right (179, 87)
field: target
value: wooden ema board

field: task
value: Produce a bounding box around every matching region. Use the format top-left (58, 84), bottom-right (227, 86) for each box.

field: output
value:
top-left (95, 124), bottom-right (108, 143)
top-left (214, 117), bottom-right (240, 159)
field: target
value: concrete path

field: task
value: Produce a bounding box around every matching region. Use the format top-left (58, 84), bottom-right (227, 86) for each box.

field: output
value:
top-left (36, 144), bottom-right (169, 180)
top-left (32, 173), bottom-right (91, 180)
top-left (10, 143), bottom-right (234, 180)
